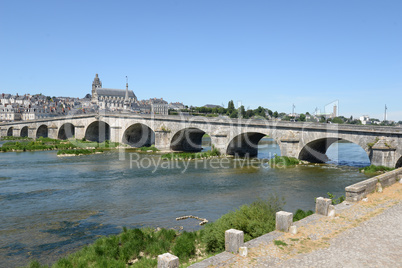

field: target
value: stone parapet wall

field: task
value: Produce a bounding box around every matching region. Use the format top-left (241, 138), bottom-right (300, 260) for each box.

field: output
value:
top-left (345, 168), bottom-right (402, 202)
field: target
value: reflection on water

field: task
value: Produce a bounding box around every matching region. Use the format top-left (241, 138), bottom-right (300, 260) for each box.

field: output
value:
top-left (0, 138), bottom-right (372, 267)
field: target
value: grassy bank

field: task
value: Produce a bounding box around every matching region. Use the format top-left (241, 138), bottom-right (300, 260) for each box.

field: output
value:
top-left (0, 136), bottom-right (32, 141)
top-left (0, 137), bottom-right (76, 152)
top-left (359, 165), bottom-right (394, 174)
top-left (26, 196), bottom-right (313, 268)
top-left (137, 145), bottom-right (159, 152)
top-left (268, 156), bottom-right (301, 167)
top-left (161, 147), bottom-right (220, 160)
top-left (0, 138), bottom-right (119, 155)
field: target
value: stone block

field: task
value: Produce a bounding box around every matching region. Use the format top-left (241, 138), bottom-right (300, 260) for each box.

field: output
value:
top-left (289, 225), bottom-right (297, 234)
top-left (275, 211), bottom-right (293, 232)
top-left (376, 182), bottom-right (383, 193)
top-left (225, 229), bottom-right (244, 253)
top-left (328, 205), bottom-right (336, 218)
top-left (157, 253), bottom-right (179, 268)
top-left (315, 197), bottom-right (332, 216)
top-left (239, 246), bottom-right (248, 257)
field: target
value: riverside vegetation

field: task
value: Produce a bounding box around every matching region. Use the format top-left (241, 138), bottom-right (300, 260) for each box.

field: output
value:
top-left (359, 165), bottom-right (394, 175)
top-left (0, 137), bottom-right (119, 155)
top-left (26, 196), bottom-right (314, 268)
top-left (161, 146), bottom-right (221, 160)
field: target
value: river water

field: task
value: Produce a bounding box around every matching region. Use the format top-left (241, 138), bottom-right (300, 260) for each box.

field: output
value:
top-left (0, 138), bottom-right (371, 267)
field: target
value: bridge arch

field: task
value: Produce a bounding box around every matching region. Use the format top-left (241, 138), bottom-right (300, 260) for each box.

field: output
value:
top-left (36, 125), bottom-right (48, 138)
top-left (123, 123), bottom-right (155, 147)
top-left (298, 137), bottom-right (370, 164)
top-left (20, 126), bottom-right (28, 137)
top-left (170, 127), bottom-right (209, 152)
top-left (227, 132), bottom-right (270, 157)
top-left (7, 127), bottom-right (13, 136)
top-left (84, 121), bottom-right (110, 142)
top-left (58, 123), bottom-right (75, 140)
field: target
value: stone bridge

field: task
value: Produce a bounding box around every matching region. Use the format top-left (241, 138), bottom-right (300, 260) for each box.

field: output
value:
top-left (1, 112), bottom-right (402, 168)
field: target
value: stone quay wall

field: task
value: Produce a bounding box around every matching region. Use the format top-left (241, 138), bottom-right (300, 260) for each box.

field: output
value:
top-left (345, 167), bottom-right (402, 202)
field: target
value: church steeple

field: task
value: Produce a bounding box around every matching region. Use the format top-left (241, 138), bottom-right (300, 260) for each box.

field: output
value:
top-left (124, 76), bottom-right (130, 110)
top-left (92, 73), bottom-right (102, 103)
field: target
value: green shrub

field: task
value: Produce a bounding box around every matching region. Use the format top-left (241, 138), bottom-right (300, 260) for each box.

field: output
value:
top-left (268, 156), bottom-right (300, 167)
top-left (172, 231), bottom-right (197, 261)
top-left (327, 192), bottom-right (345, 205)
top-left (293, 209), bottom-right (314, 221)
top-left (202, 195), bottom-right (285, 252)
top-left (161, 147), bottom-right (220, 160)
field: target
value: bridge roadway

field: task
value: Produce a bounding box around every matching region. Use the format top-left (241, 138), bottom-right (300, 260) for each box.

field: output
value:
top-left (1, 112), bottom-right (402, 168)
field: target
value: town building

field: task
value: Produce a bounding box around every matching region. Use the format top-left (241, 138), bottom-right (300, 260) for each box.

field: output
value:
top-left (91, 74), bottom-right (138, 110)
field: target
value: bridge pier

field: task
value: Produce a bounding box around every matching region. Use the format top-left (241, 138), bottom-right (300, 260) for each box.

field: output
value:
top-left (279, 136), bottom-right (300, 158)
top-left (370, 139), bottom-right (397, 168)
top-left (48, 125), bottom-right (58, 139)
top-left (155, 130), bottom-right (171, 151)
top-left (12, 128), bottom-right (21, 137)
top-left (110, 126), bottom-right (123, 144)
top-left (211, 134), bottom-right (228, 155)
top-left (28, 127), bottom-right (36, 139)
top-left (74, 125), bottom-right (86, 140)
top-left (0, 127), bottom-right (6, 138)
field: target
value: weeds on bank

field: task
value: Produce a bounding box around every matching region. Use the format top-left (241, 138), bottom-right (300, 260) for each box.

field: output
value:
top-left (327, 192), bottom-right (345, 205)
top-left (26, 196), bottom-right (314, 268)
top-left (268, 156), bottom-right (300, 168)
top-left (161, 146), bottom-right (221, 160)
top-left (359, 165), bottom-right (394, 174)
top-left (0, 137), bottom-right (118, 155)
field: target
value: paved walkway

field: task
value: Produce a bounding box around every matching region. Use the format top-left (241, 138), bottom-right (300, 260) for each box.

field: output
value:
top-left (191, 182), bottom-right (402, 268)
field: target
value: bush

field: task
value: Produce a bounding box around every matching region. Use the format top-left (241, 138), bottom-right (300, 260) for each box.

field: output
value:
top-left (327, 192), bottom-right (345, 205)
top-left (293, 209), bottom-right (314, 222)
top-left (202, 195), bottom-right (285, 252)
top-left (172, 232), bottom-right (197, 261)
top-left (268, 156), bottom-right (300, 167)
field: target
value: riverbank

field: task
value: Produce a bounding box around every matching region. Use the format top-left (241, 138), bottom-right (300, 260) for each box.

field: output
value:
top-left (0, 141), bottom-right (372, 267)
top-left (24, 197), bottom-right (314, 267)
top-left (195, 177), bottom-right (402, 267)
top-left (0, 138), bottom-right (121, 155)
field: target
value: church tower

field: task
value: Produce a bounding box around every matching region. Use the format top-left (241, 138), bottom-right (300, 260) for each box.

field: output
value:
top-left (124, 76), bottom-right (130, 110)
top-left (91, 74), bottom-right (102, 103)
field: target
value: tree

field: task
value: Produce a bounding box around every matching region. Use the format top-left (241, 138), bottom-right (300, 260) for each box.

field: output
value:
top-left (227, 100), bottom-right (235, 112)
top-left (229, 110), bottom-right (238, 118)
top-left (273, 111), bottom-right (279, 118)
top-left (239, 105), bottom-right (246, 118)
top-left (299, 113), bottom-right (306, 122)
top-left (332, 117), bottom-right (344, 124)
top-left (267, 109), bottom-right (273, 117)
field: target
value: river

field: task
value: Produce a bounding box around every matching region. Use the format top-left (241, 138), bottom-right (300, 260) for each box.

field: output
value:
top-left (0, 138), bottom-right (372, 267)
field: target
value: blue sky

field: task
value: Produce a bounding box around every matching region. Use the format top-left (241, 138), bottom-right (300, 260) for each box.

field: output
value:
top-left (1, 1), bottom-right (401, 121)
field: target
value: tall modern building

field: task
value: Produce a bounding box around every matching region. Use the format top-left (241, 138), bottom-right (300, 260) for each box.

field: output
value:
top-left (91, 74), bottom-right (138, 110)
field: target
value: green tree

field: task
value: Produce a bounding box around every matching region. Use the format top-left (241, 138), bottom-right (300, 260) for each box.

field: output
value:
top-left (229, 110), bottom-right (238, 118)
top-left (332, 117), bottom-right (344, 124)
top-left (273, 111), bottom-right (279, 118)
top-left (239, 105), bottom-right (246, 118)
top-left (227, 100), bottom-right (235, 112)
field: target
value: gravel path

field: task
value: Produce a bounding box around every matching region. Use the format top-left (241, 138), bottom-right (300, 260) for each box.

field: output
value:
top-left (192, 183), bottom-right (402, 268)
top-left (277, 201), bottom-right (402, 268)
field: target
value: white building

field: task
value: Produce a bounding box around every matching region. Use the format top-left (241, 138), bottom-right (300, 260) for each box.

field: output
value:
top-left (91, 74), bottom-right (138, 110)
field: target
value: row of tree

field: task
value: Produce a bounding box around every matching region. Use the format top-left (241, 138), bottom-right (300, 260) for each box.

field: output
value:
top-left (175, 100), bottom-right (402, 125)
